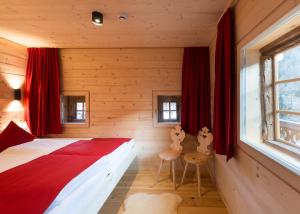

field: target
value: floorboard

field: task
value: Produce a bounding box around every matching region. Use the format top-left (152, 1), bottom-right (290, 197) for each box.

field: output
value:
top-left (99, 159), bottom-right (228, 214)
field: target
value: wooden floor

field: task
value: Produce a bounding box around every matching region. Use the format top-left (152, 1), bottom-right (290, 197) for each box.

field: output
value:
top-left (99, 159), bottom-right (228, 214)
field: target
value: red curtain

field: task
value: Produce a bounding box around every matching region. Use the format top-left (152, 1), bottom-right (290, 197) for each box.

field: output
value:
top-left (24, 48), bottom-right (62, 137)
top-left (213, 8), bottom-right (236, 160)
top-left (181, 47), bottom-right (211, 135)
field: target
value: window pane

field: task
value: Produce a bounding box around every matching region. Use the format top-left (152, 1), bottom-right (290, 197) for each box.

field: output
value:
top-left (279, 113), bottom-right (300, 123)
top-left (275, 44), bottom-right (300, 81)
top-left (163, 102), bottom-right (170, 110)
top-left (163, 111), bottom-right (170, 120)
top-left (278, 81), bottom-right (300, 112)
top-left (170, 111), bottom-right (177, 120)
top-left (77, 102), bottom-right (83, 110)
top-left (279, 113), bottom-right (300, 147)
top-left (170, 102), bottom-right (177, 110)
top-left (76, 111), bottom-right (83, 120)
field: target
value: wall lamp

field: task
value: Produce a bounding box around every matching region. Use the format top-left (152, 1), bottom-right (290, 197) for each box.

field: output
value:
top-left (14, 89), bottom-right (21, 100)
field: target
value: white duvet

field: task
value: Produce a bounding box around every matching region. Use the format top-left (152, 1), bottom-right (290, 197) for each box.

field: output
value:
top-left (0, 138), bottom-right (135, 212)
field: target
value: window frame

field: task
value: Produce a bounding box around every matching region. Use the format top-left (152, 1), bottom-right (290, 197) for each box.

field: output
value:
top-left (152, 90), bottom-right (181, 127)
top-left (260, 26), bottom-right (300, 150)
top-left (61, 91), bottom-right (90, 128)
top-left (157, 96), bottom-right (181, 123)
top-left (239, 8), bottom-right (300, 176)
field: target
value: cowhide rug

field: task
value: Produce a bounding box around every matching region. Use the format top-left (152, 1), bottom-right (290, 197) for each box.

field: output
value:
top-left (122, 193), bottom-right (182, 214)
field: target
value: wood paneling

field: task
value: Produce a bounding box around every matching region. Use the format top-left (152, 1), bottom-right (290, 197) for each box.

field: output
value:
top-left (235, 0), bottom-right (300, 46)
top-left (210, 1), bottom-right (300, 214)
top-left (215, 148), bottom-right (300, 214)
top-left (58, 48), bottom-right (184, 159)
top-left (0, 0), bottom-right (228, 48)
top-left (0, 38), bottom-right (27, 131)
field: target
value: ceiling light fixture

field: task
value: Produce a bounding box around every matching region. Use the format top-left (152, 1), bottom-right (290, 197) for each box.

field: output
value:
top-left (92, 11), bottom-right (103, 26)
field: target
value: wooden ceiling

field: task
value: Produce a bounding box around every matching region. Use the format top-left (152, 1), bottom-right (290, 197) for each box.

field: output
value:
top-left (0, 0), bottom-right (228, 48)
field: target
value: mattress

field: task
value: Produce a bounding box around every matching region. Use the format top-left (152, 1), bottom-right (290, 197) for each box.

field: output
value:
top-left (0, 138), bottom-right (136, 213)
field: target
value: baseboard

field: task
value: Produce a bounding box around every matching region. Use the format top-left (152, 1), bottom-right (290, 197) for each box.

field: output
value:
top-left (215, 181), bottom-right (234, 214)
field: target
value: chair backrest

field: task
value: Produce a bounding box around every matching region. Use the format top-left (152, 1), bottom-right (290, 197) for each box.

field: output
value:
top-left (170, 125), bottom-right (186, 152)
top-left (197, 127), bottom-right (213, 155)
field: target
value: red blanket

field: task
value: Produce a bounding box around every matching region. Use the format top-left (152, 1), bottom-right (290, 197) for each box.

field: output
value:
top-left (0, 138), bottom-right (131, 214)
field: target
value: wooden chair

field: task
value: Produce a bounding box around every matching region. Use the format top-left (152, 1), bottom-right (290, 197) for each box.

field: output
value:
top-left (156, 125), bottom-right (185, 190)
top-left (180, 127), bottom-right (214, 197)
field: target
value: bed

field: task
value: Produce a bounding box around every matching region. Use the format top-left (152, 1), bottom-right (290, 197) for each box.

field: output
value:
top-left (0, 138), bottom-right (137, 214)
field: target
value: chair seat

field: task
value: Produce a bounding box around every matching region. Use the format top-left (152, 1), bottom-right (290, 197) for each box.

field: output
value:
top-left (183, 152), bottom-right (212, 165)
top-left (159, 149), bottom-right (181, 160)
top-left (180, 152), bottom-right (214, 197)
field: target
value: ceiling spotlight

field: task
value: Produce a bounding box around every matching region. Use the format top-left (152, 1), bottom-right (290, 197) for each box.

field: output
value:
top-left (92, 11), bottom-right (103, 26)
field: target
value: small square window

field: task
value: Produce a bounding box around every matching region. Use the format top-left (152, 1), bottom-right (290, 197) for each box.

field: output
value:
top-left (157, 95), bottom-right (181, 123)
top-left (61, 91), bottom-right (89, 127)
top-left (153, 91), bottom-right (181, 127)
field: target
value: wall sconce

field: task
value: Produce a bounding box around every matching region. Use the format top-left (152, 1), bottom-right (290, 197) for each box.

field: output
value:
top-left (14, 89), bottom-right (21, 100)
top-left (92, 11), bottom-right (103, 26)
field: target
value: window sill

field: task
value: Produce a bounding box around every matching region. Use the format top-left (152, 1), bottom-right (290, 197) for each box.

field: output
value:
top-left (62, 122), bottom-right (89, 128)
top-left (267, 140), bottom-right (300, 156)
top-left (240, 138), bottom-right (300, 176)
top-left (153, 121), bottom-right (180, 128)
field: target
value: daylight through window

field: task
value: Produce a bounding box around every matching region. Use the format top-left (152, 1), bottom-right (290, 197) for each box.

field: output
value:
top-left (157, 95), bottom-right (181, 123)
top-left (259, 25), bottom-right (300, 150)
top-left (273, 44), bottom-right (300, 147)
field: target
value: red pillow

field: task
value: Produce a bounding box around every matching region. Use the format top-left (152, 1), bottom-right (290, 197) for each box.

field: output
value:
top-left (0, 121), bottom-right (35, 152)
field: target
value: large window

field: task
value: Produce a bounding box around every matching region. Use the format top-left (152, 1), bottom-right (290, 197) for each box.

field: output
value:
top-left (240, 11), bottom-right (300, 174)
top-left (260, 27), bottom-right (300, 149)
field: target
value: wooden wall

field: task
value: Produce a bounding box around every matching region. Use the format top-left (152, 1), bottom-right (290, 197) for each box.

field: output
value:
top-left (210, 0), bottom-right (300, 213)
top-left (59, 48), bottom-right (184, 160)
top-left (0, 38), bottom-right (27, 131)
